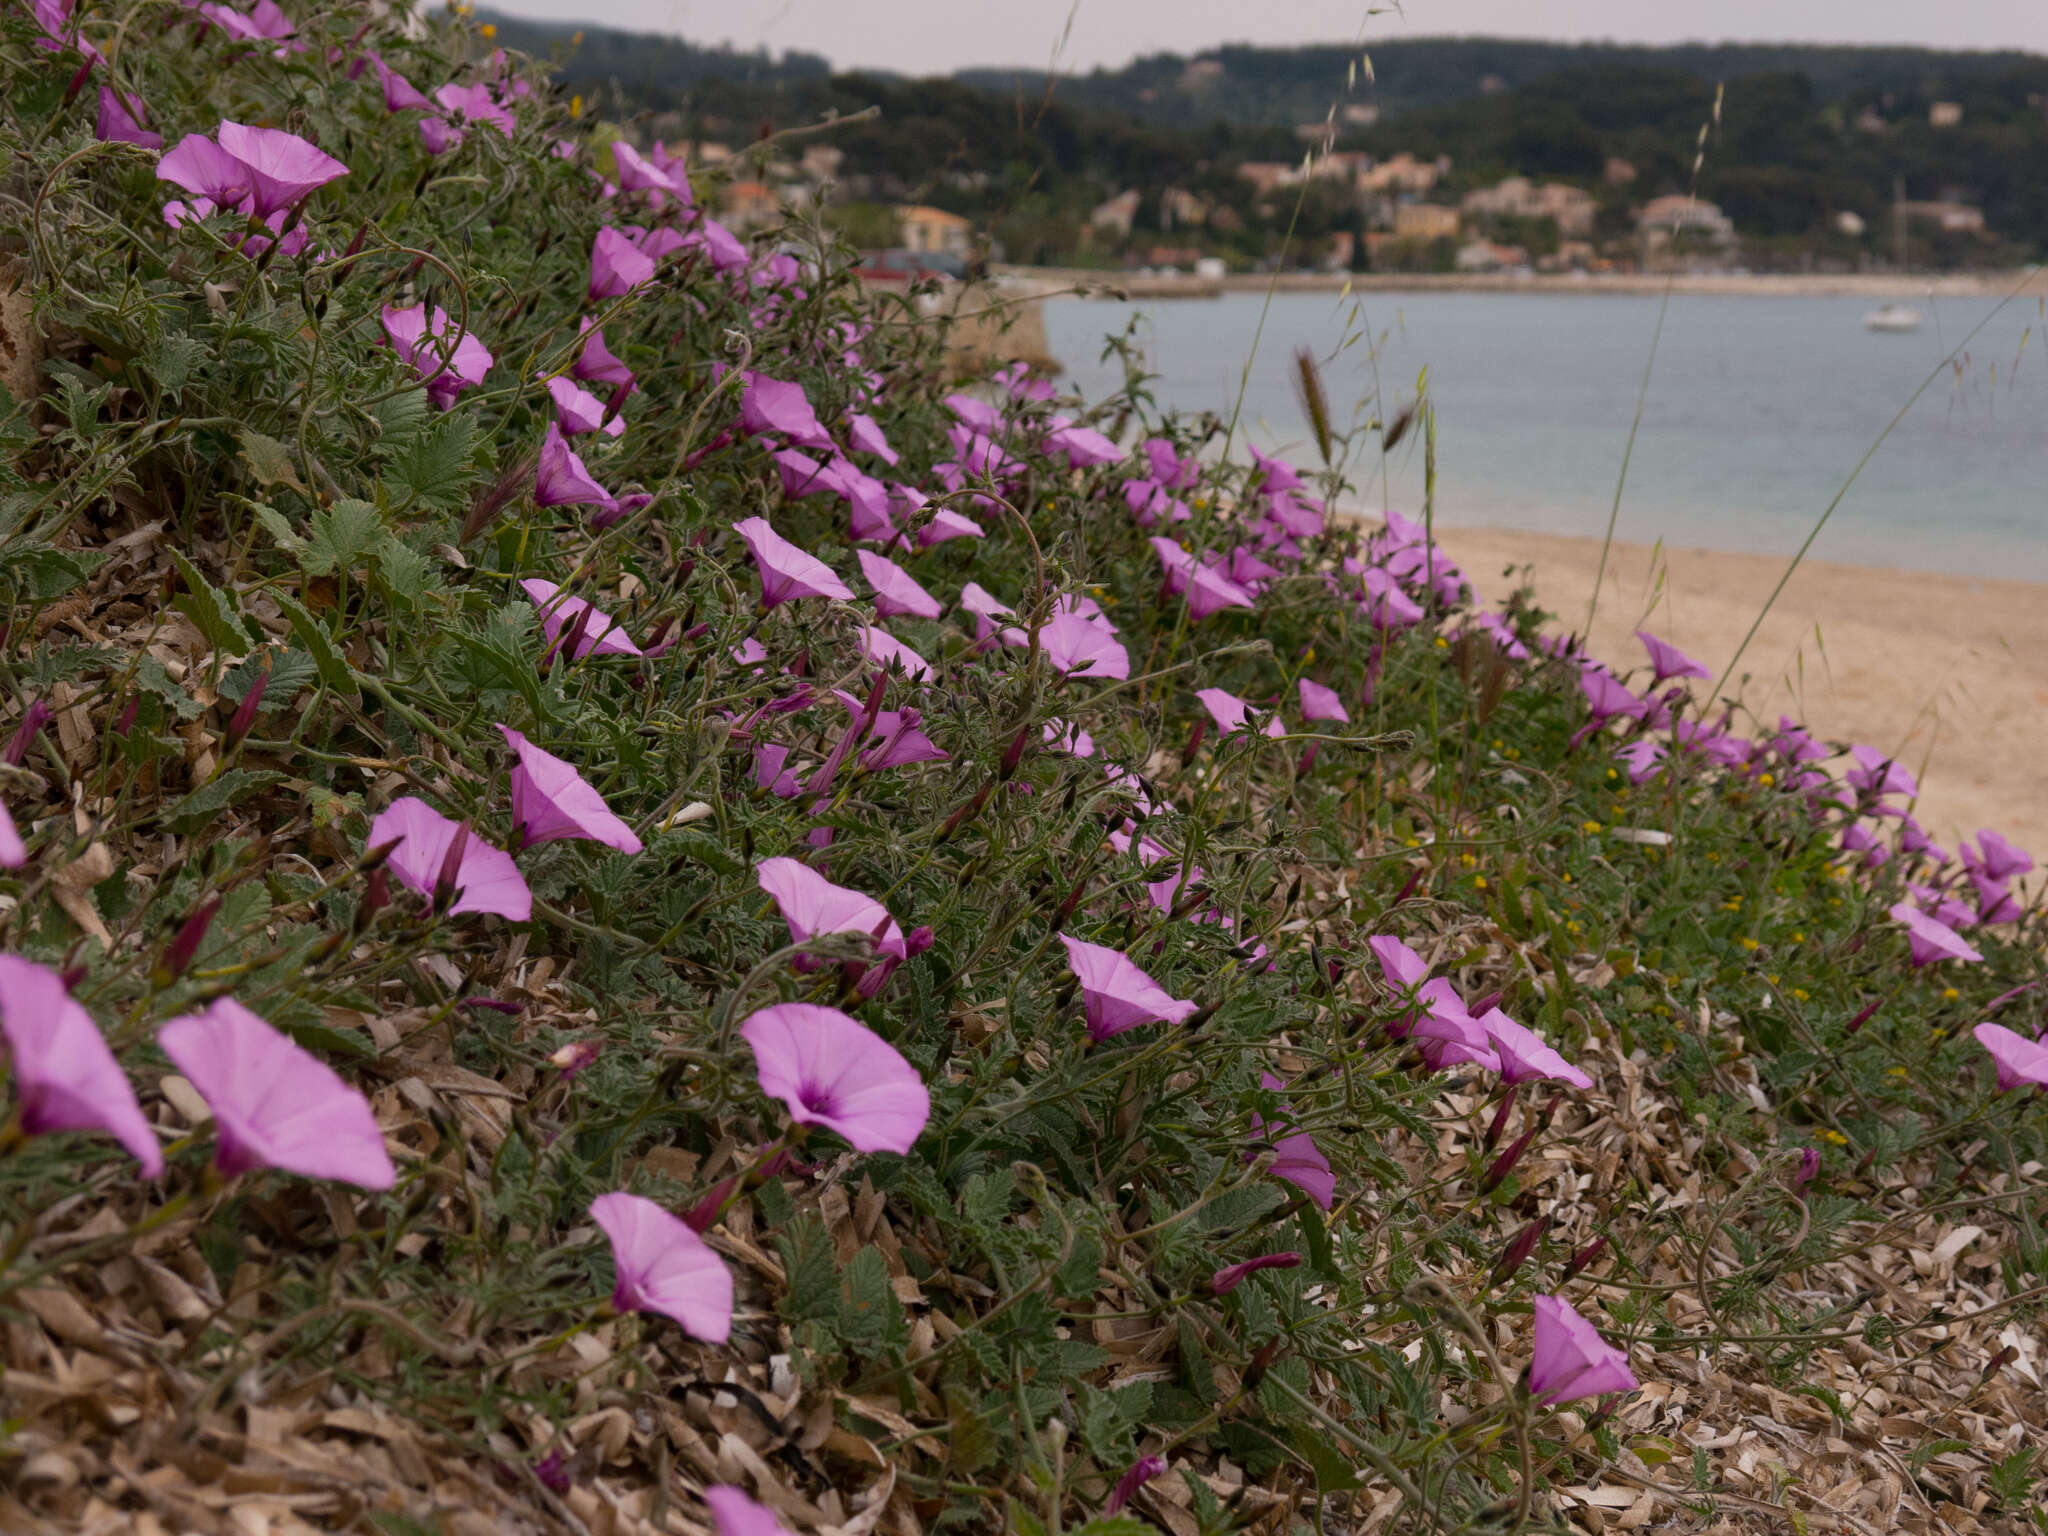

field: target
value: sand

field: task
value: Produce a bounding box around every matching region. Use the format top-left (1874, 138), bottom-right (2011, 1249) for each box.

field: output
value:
top-left (1432, 526), bottom-right (2048, 857)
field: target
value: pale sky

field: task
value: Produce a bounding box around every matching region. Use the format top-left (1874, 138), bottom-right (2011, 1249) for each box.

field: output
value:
top-left (484, 0), bottom-right (2048, 75)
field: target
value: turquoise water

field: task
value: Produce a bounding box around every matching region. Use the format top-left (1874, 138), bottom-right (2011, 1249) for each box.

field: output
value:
top-left (1042, 290), bottom-right (2048, 580)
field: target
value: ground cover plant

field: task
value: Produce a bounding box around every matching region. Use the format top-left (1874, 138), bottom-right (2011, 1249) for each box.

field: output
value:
top-left (0, 5), bottom-right (2044, 1533)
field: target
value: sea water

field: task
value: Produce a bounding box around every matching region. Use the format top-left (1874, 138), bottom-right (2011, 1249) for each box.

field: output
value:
top-left (1043, 290), bottom-right (2048, 581)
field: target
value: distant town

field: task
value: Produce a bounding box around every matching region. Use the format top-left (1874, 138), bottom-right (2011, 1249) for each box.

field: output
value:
top-left (490, 19), bottom-right (2047, 277)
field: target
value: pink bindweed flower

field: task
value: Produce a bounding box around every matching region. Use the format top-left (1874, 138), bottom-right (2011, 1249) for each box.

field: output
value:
top-left (499, 726), bottom-right (642, 853)
top-left (1209, 1251), bottom-right (1302, 1295)
top-left (0, 955), bottom-right (160, 1176)
top-left (1399, 979), bottom-right (1502, 1072)
top-left (1615, 737), bottom-right (1667, 784)
top-left (533, 422), bottom-right (618, 515)
top-left (702, 1487), bottom-right (795, 1536)
top-left (1634, 630), bottom-right (1709, 685)
top-left (589, 226), bottom-right (656, 299)
top-left (1057, 933), bottom-right (1198, 1040)
top-left (1249, 1071), bottom-right (1335, 1209)
top-left (544, 374), bottom-right (623, 439)
top-left (366, 797), bottom-right (532, 920)
top-left (1972, 1023), bottom-right (2048, 1092)
top-left (919, 507), bottom-right (985, 547)
top-left (732, 517), bottom-right (853, 608)
top-left (740, 1003), bottom-right (929, 1153)
top-left (1105, 1456), bottom-right (1167, 1516)
top-left (158, 131), bottom-right (253, 208)
top-left (1970, 869), bottom-right (2024, 925)
top-left (1195, 688), bottom-right (1284, 741)
top-left (366, 50), bottom-right (432, 111)
top-left (212, 121), bottom-right (349, 216)
top-left (1298, 677), bottom-right (1349, 723)
top-left (1369, 934), bottom-right (1430, 994)
top-left (610, 139), bottom-right (684, 198)
top-left (434, 81), bottom-right (513, 136)
top-left (1186, 563), bottom-right (1257, 620)
top-left (158, 998), bottom-right (395, 1189)
top-left (1887, 901), bottom-right (1982, 966)
top-left (1964, 829), bottom-right (2034, 885)
top-left (857, 550), bottom-right (943, 621)
top-left (1039, 612), bottom-right (1130, 679)
top-left (1528, 1294), bottom-right (1639, 1405)
top-left (380, 303), bottom-right (493, 409)
top-left (846, 411), bottom-right (899, 465)
top-left (0, 802), bottom-right (24, 868)
top-left (857, 626), bottom-right (932, 681)
top-left (1047, 421), bottom-right (1123, 468)
top-left (1477, 1008), bottom-right (1593, 1089)
top-left (755, 856), bottom-right (907, 970)
top-left (572, 319), bottom-right (634, 393)
top-left (95, 86), bottom-right (160, 149)
top-left (741, 374), bottom-right (834, 451)
top-left (589, 1191), bottom-right (734, 1341)
top-left (1846, 744), bottom-right (1917, 801)
top-left (522, 579), bottom-right (641, 660)
top-left (1577, 669), bottom-right (1644, 731)
top-left (1043, 718), bottom-right (1094, 757)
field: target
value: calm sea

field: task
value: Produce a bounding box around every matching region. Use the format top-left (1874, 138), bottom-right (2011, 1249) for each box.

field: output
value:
top-left (1042, 290), bottom-right (2048, 581)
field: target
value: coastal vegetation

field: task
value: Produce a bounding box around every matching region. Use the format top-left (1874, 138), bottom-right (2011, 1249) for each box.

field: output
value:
top-left (0, 3), bottom-right (2044, 1533)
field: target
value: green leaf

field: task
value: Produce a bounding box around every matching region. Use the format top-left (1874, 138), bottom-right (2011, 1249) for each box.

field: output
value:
top-left (834, 1245), bottom-right (908, 1356)
top-left (250, 502), bottom-right (307, 560)
top-left (376, 539), bottom-right (439, 609)
top-left (219, 649), bottom-right (318, 705)
top-left (169, 551), bottom-right (252, 654)
top-left (1289, 1426), bottom-right (1366, 1492)
top-left (774, 1215), bottom-right (839, 1326)
top-left (276, 1017), bottom-right (378, 1061)
top-left (161, 770), bottom-right (286, 833)
top-left (273, 591), bottom-right (359, 703)
top-left (383, 412), bottom-right (481, 511)
top-left (303, 499), bottom-right (383, 577)
top-left (0, 546), bottom-right (106, 601)
top-left (1297, 1198), bottom-right (1338, 1282)
top-left (132, 654), bottom-right (202, 720)
top-left (239, 429), bottom-right (306, 494)
top-left (142, 334), bottom-right (207, 398)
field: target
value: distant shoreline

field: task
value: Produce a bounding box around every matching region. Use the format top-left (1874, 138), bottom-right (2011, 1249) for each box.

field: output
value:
top-left (1001, 265), bottom-right (2048, 302)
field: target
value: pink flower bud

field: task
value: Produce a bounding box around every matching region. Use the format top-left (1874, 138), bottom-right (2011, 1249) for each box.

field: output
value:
top-left (1105, 1455), bottom-right (1166, 1514)
top-left (5, 701), bottom-right (52, 766)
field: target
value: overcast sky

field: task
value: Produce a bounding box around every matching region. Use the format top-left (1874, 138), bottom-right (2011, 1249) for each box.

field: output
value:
top-left (482, 0), bottom-right (2048, 75)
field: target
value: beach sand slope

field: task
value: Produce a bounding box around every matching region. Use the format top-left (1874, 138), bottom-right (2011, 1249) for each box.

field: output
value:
top-left (1438, 527), bottom-right (2048, 858)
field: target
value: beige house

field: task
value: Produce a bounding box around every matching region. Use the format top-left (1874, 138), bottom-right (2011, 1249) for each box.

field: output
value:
top-left (1393, 203), bottom-right (1461, 242)
top-left (1360, 152), bottom-right (1445, 196)
top-left (1461, 177), bottom-right (1598, 237)
top-left (898, 205), bottom-right (973, 257)
top-left (1090, 191), bottom-right (1141, 239)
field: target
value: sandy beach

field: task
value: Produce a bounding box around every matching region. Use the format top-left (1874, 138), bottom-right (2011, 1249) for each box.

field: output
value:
top-left (1434, 527), bottom-right (2048, 856)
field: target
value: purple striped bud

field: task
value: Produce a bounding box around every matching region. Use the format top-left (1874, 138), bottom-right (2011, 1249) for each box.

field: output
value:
top-left (1480, 1124), bottom-right (1540, 1195)
top-left (1792, 1147), bottom-right (1820, 1190)
top-left (1845, 997), bottom-right (1882, 1035)
top-left (1488, 1214), bottom-right (1549, 1288)
top-left (1180, 717), bottom-right (1206, 768)
top-left (1484, 1084), bottom-right (1520, 1151)
top-left (1105, 1455), bottom-right (1166, 1515)
top-left (1209, 1251), bottom-right (1301, 1296)
top-left (226, 667), bottom-right (269, 747)
top-left (111, 694), bottom-right (139, 737)
top-left (998, 724), bottom-right (1031, 781)
top-left (1562, 1236), bottom-right (1608, 1281)
top-left (431, 820), bottom-right (471, 913)
top-left (155, 895), bottom-right (221, 986)
top-left (5, 701), bottom-right (52, 766)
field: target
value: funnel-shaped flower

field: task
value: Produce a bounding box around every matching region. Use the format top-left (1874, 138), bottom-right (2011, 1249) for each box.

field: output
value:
top-left (1040, 612), bottom-right (1130, 680)
top-left (366, 51), bottom-right (431, 112)
top-left (96, 87), bottom-right (161, 149)
top-left (0, 802), bottom-right (23, 868)
top-left (1972, 1023), bottom-right (2048, 1092)
top-left (1298, 677), bottom-right (1349, 723)
top-left (755, 856), bottom-right (906, 967)
top-left (1249, 1071), bottom-right (1335, 1209)
top-left (534, 422), bottom-right (620, 513)
top-left (1846, 745), bottom-right (1917, 800)
top-left (1529, 1295), bottom-right (1639, 1405)
top-left (702, 1487), bottom-right (794, 1536)
top-left (1401, 979), bottom-right (1502, 1073)
top-left (1616, 737), bottom-right (1667, 784)
top-left (915, 507), bottom-right (981, 548)
top-left (1186, 563), bottom-right (1256, 620)
top-left (572, 319), bottom-right (635, 394)
top-left (1964, 829), bottom-right (2034, 885)
top-left (589, 225), bottom-right (656, 299)
top-left (521, 579), bottom-right (641, 660)
top-left (590, 1191), bottom-right (733, 1341)
top-left (367, 797), bottom-right (532, 920)
top-left (214, 121), bottom-right (349, 216)
top-left (741, 374), bottom-right (834, 451)
top-left (0, 956), bottom-right (160, 1176)
top-left (1635, 630), bottom-right (1708, 685)
top-left (857, 550), bottom-right (943, 620)
top-left (1369, 934), bottom-right (1429, 994)
top-left (1058, 934), bottom-right (1197, 1040)
top-left (158, 998), bottom-right (394, 1189)
top-left (740, 1003), bottom-right (929, 1153)
top-left (544, 374), bottom-right (623, 439)
top-left (500, 726), bottom-right (642, 853)
top-left (857, 626), bottom-right (932, 681)
top-left (1196, 688), bottom-right (1284, 741)
top-left (1047, 421), bottom-right (1122, 468)
top-left (158, 132), bottom-right (252, 208)
top-left (380, 303), bottom-right (493, 409)
top-left (733, 517), bottom-right (853, 608)
top-left (610, 139), bottom-right (684, 198)
top-left (1887, 901), bottom-right (1982, 966)
top-left (1478, 1008), bottom-right (1592, 1089)
top-left (1579, 668), bottom-right (1644, 728)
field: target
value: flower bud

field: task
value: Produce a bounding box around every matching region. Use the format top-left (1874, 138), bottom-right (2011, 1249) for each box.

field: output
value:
top-left (154, 895), bottom-right (221, 987)
top-left (1792, 1147), bottom-right (1820, 1190)
top-left (1480, 1124), bottom-right (1539, 1195)
top-left (1179, 717), bottom-right (1206, 768)
top-left (905, 925), bottom-right (935, 957)
top-left (998, 724), bottom-right (1030, 781)
top-left (1488, 1214), bottom-right (1549, 1288)
top-left (1845, 997), bottom-right (1882, 1035)
top-left (111, 694), bottom-right (139, 738)
top-left (1562, 1236), bottom-right (1609, 1281)
top-left (683, 1175), bottom-right (738, 1232)
top-left (1105, 1455), bottom-right (1166, 1515)
top-left (1484, 1084), bottom-right (1520, 1151)
top-left (226, 667), bottom-right (270, 747)
top-left (1208, 1251), bottom-right (1301, 1296)
top-left (431, 820), bottom-right (471, 913)
top-left (4, 701), bottom-right (52, 766)
top-left (548, 1038), bottom-right (601, 1078)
